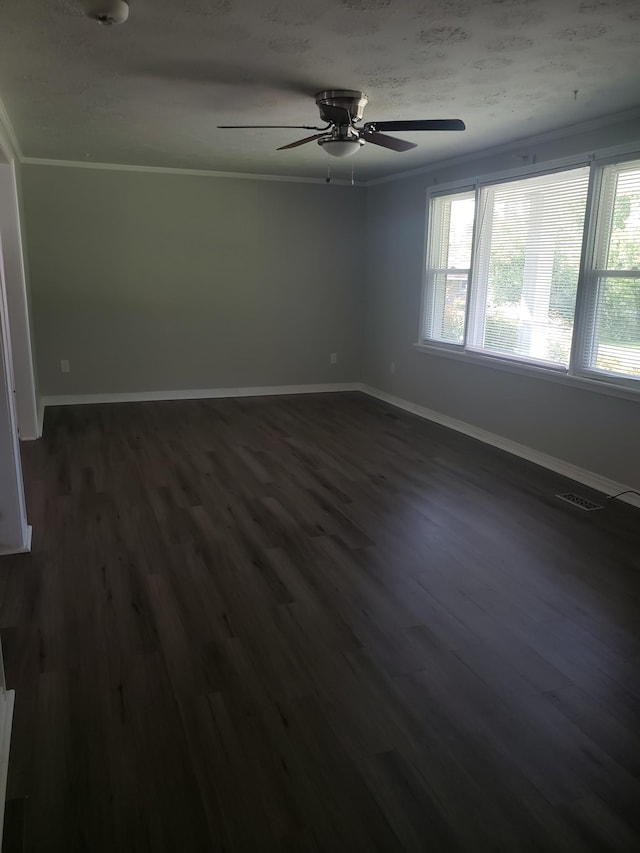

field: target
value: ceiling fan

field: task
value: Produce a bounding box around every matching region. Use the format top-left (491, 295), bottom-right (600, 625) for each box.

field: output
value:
top-left (219, 90), bottom-right (465, 158)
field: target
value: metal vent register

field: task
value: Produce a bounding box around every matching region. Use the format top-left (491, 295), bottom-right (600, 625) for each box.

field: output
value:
top-left (556, 492), bottom-right (603, 511)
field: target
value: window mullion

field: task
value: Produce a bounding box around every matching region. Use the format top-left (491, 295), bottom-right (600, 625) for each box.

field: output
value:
top-left (467, 187), bottom-right (492, 349)
top-left (569, 159), bottom-right (603, 377)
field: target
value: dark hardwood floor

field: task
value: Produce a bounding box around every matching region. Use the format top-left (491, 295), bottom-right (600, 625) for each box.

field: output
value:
top-left (1, 391), bottom-right (640, 852)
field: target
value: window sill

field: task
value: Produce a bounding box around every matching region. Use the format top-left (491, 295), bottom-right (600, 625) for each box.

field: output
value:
top-left (413, 343), bottom-right (640, 403)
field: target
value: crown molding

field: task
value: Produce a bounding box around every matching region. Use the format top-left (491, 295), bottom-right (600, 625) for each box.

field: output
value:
top-left (0, 97), bottom-right (21, 162)
top-left (10, 104), bottom-right (640, 189)
top-left (20, 156), bottom-right (364, 186)
top-left (0, 96), bottom-right (364, 185)
top-left (364, 105), bottom-right (640, 187)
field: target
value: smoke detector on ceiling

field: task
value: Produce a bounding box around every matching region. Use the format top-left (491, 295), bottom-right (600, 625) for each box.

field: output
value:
top-left (85, 1), bottom-right (129, 25)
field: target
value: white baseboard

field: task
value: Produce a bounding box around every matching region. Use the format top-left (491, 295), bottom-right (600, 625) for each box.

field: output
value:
top-left (41, 382), bottom-right (361, 409)
top-left (0, 525), bottom-right (32, 557)
top-left (360, 385), bottom-right (640, 509)
top-left (0, 688), bottom-right (15, 849)
top-left (34, 382), bottom-right (640, 509)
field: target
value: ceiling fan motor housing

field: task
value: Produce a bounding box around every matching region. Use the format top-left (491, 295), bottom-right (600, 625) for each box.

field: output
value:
top-left (315, 90), bottom-right (369, 125)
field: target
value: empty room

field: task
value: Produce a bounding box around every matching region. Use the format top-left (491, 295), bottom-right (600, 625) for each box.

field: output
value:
top-left (1, 1), bottom-right (640, 851)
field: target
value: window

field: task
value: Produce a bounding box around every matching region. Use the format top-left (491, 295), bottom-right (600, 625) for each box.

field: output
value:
top-left (421, 156), bottom-right (640, 391)
top-left (469, 168), bottom-right (589, 368)
top-left (423, 191), bottom-right (475, 345)
top-left (583, 160), bottom-right (640, 379)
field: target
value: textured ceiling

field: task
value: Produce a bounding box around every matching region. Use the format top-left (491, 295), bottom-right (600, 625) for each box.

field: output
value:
top-left (0, 0), bottom-right (639, 181)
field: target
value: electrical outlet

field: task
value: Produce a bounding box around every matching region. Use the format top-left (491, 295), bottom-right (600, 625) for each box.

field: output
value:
top-left (390, 361), bottom-right (396, 374)
top-left (330, 353), bottom-right (338, 364)
top-left (60, 359), bottom-right (70, 374)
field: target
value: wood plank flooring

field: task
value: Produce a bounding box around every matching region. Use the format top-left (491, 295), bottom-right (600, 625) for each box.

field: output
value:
top-left (1, 391), bottom-right (640, 852)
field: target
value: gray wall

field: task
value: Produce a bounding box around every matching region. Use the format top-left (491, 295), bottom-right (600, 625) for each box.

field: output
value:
top-left (363, 116), bottom-right (640, 489)
top-left (22, 165), bottom-right (365, 395)
top-left (18, 116), bottom-right (640, 490)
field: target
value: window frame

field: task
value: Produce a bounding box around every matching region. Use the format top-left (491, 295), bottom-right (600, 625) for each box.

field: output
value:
top-left (418, 152), bottom-right (640, 398)
top-left (573, 156), bottom-right (640, 388)
top-left (421, 184), bottom-right (476, 347)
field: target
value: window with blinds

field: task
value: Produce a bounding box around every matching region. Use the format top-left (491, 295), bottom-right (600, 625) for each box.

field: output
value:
top-left (424, 191), bottom-right (475, 344)
top-left (584, 160), bottom-right (640, 379)
top-left (421, 154), bottom-right (640, 392)
top-left (468, 168), bottom-right (590, 367)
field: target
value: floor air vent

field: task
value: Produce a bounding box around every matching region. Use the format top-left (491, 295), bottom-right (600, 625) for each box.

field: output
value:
top-left (556, 492), bottom-right (603, 511)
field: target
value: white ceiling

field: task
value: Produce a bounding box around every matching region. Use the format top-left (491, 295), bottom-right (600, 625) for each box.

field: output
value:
top-left (0, 0), bottom-right (639, 181)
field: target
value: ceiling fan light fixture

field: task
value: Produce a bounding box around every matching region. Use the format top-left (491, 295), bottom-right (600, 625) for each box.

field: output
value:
top-left (318, 138), bottom-right (364, 158)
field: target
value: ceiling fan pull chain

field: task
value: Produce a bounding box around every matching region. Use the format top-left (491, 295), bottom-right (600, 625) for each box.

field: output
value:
top-left (326, 164), bottom-right (331, 184)
top-left (351, 163), bottom-right (355, 186)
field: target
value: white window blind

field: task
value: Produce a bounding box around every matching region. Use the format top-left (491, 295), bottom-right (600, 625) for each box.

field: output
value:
top-left (584, 160), bottom-right (640, 379)
top-left (424, 191), bottom-right (475, 344)
top-left (468, 167), bottom-right (590, 368)
top-left (421, 155), bottom-right (640, 394)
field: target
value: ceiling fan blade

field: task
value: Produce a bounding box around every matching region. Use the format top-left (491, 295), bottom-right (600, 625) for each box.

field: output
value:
top-left (277, 133), bottom-right (327, 151)
top-left (362, 131), bottom-right (417, 152)
top-left (364, 119), bottom-right (466, 132)
top-left (218, 124), bottom-right (326, 130)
